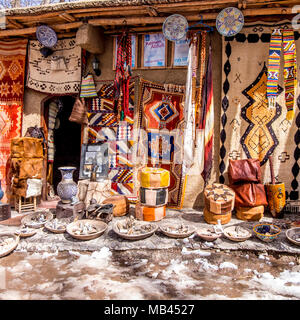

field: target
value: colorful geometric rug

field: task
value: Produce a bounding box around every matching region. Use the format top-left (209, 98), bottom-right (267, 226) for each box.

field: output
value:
top-left (85, 80), bottom-right (138, 201)
top-left (137, 79), bottom-right (186, 209)
top-left (220, 23), bottom-right (300, 201)
top-left (26, 38), bottom-right (81, 94)
top-left (0, 39), bottom-right (27, 203)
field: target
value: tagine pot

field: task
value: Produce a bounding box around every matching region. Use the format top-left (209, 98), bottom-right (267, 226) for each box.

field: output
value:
top-left (57, 167), bottom-right (78, 204)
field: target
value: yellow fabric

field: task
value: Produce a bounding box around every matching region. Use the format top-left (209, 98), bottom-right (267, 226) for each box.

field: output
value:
top-left (265, 183), bottom-right (286, 215)
top-left (140, 167), bottom-right (170, 188)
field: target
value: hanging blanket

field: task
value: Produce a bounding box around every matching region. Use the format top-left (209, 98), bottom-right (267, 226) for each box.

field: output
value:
top-left (137, 79), bottom-right (186, 209)
top-left (219, 23), bottom-right (300, 201)
top-left (83, 79), bottom-right (138, 201)
top-left (26, 38), bottom-right (81, 94)
top-left (0, 39), bottom-right (27, 203)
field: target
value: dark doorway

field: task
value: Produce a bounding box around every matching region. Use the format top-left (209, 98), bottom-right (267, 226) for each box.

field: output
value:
top-left (52, 96), bottom-right (81, 193)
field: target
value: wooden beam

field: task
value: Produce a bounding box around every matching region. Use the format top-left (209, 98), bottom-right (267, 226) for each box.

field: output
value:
top-left (0, 21), bottom-right (82, 37)
top-left (0, 26), bottom-right (37, 37)
top-left (50, 21), bottom-right (82, 31)
top-left (146, 6), bottom-right (159, 17)
top-left (73, 9), bottom-right (148, 19)
top-left (88, 7), bottom-right (294, 27)
top-left (58, 12), bottom-right (76, 23)
top-left (7, 19), bottom-right (24, 29)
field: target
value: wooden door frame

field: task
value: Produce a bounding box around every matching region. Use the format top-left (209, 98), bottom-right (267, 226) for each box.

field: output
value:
top-left (40, 94), bottom-right (80, 201)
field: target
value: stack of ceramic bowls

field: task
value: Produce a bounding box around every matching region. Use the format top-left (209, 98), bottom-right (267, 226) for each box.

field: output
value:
top-left (203, 183), bottom-right (235, 225)
top-left (135, 167), bottom-right (170, 222)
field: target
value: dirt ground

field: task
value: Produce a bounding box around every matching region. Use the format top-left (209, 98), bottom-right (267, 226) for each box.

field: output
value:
top-left (0, 247), bottom-right (299, 300)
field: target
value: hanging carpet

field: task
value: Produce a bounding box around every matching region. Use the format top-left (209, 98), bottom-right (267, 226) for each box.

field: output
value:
top-left (26, 38), bottom-right (81, 94)
top-left (85, 80), bottom-right (138, 201)
top-left (137, 79), bottom-right (186, 209)
top-left (0, 39), bottom-right (27, 202)
top-left (219, 23), bottom-right (300, 201)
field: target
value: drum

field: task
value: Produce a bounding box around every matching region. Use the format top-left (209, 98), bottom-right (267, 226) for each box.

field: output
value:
top-left (135, 203), bottom-right (166, 222)
top-left (203, 207), bottom-right (231, 225)
top-left (204, 183), bottom-right (235, 214)
top-left (140, 167), bottom-right (170, 189)
top-left (139, 187), bottom-right (168, 207)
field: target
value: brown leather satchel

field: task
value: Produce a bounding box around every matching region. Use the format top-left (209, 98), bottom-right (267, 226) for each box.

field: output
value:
top-left (228, 159), bottom-right (262, 185)
top-left (230, 183), bottom-right (268, 207)
top-left (69, 97), bottom-right (88, 125)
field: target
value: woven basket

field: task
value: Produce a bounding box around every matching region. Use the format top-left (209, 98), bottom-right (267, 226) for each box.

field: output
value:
top-left (203, 207), bottom-right (231, 225)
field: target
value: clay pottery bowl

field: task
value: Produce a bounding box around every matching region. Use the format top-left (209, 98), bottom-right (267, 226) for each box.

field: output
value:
top-left (113, 220), bottom-right (158, 241)
top-left (224, 225), bottom-right (252, 242)
top-left (286, 227), bottom-right (300, 247)
top-left (0, 233), bottom-right (19, 258)
top-left (44, 218), bottom-right (73, 234)
top-left (21, 211), bottom-right (53, 229)
top-left (15, 227), bottom-right (37, 238)
top-left (253, 223), bottom-right (281, 242)
top-left (196, 227), bottom-right (222, 242)
top-left (159, 224), bottom-right (196, 239)
top-left (44, 222), bottom-right (66, 234)
top-left (66, 219), bottom-right (107, 240)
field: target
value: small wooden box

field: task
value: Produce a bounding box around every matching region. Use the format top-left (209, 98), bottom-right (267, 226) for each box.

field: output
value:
top-left (55, 201), bottom-right (85, 219)
top-left (0, 203), bottom-right (11, 221)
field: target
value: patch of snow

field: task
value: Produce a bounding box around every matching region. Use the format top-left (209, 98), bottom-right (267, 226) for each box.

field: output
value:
top-left (181, 247), bottom-right (211, 256)
top-left (252, 269), bottom-right (300, 299)
top-left (194, 258), bottom-right (219, 271)
top-left (219, 262), bottom-right (238, 270)
top-left (132, 259), bottom-right (148, 269)
top-left (204, 241), bottom-right (214, 247)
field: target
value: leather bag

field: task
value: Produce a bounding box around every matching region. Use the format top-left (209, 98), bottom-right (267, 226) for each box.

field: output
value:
top-left (69, 97), bottom-right (88, 125)
top-left (228, 159), bottom-right (262, 184)
top-left (230, 183), bottom-right (268, 207)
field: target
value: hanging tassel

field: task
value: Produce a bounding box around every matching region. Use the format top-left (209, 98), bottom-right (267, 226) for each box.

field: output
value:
top-left (268, 96), bottom-right (276, 109)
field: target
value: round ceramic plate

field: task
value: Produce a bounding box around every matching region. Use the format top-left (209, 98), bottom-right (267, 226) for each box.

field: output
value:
top-left (223, 225), bottom-right (251, 242)
top-left (159, 224), bottom-right (196, 239)
top-left (44, 222), bottom-right (66, 234)
top-left (162, 14), bottom-right (188, 41)
top-left (21, 212), bottom-right (53, 229)
top-left (196, 227), bottom-right (222, 242)
top-left (66, 219), bottom-right (107, 240)
top-left (113, 220), bottom-right (158, 241)
top-left (15, 228), bottom-right (37, 238)
top-left (286, 227), bottom-right (300, 247)
top-left (216, 7), bottom-right (244, 37)
top-left (0, 233), bottom-right (19, 258)
top-left (36, 25), bottom-right (58, 48)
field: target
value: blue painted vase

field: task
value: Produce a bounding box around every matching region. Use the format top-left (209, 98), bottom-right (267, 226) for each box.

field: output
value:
top-left (57, 167), bottom-right (78, 204)
top-left (0, 179), bottom-right (4, 203)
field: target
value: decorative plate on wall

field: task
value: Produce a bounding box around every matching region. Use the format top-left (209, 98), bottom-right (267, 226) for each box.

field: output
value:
top-left (36, 25), bottom-right (58, 48)
top-left (162, 14), bottom-right (189, 42)
top-left (216, 7), bottom-right (244, 37)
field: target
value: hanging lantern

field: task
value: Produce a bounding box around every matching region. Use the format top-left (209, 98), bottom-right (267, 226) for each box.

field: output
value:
top-left (92, 56), bottom-right (101, 76)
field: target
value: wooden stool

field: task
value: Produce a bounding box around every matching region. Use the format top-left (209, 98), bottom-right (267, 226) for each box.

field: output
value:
top-left (55, 201), bottom-right (85, 219)
top-left (14, 195), bottom-right (37, 213)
